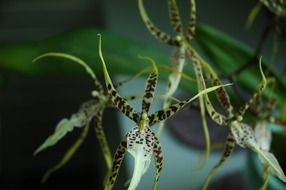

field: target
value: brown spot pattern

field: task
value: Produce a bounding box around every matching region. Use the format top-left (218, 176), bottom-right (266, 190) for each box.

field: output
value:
top-left (186, 0), bottom-right (196, 41)
top-left (106, 140), bottom-right (127, 188)
top-left (153, 134), bottom-right (163, 189)
top-left (93, 110), bottom-right (112, 165)
top-left (142, 71), bottom-right (158, 113)
top-left (107, 82), bottom-right (140, 123)
top-left (167, 0), bottom-right (183, 34)
top-left (145, 20), bottom-right (179, 47)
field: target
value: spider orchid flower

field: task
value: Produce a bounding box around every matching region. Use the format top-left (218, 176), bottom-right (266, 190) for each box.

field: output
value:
top-left (98, 34), bottom-right (230, 190)
top-left (229, 61), bottom-right (286, 183)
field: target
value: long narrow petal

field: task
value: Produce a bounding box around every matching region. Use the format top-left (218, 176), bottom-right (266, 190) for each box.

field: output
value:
top-left (238, 59), bottom-right (267, 116)
top-left (157, 46), bottom-right (186, 136)
top-left (93, 109), bottom-right (113, 171)
top-left (98, 34), bottom-right (140, 123)
top-left (149, 83), bottom-right (231, 125)
top-left (197, 52), bottom-right (234, 117)
top-left (138, 0), bottom-right (179, 46)
top-left (152, 135), bottom-right (163, 190)
top-left (141, 57), bottom-right (158, 113)
top-left (186, 0), bottom-right (196, 41)
top-left (192, 57), bottom-right (227, 126)
top-left (202, 132), bottom-right (235, 190)
top-left (192, 56), bottom-right (211, 167)
top-left (105, 140), bottom-right (127, 190)
top-left (167, 0), bottom-right (183, 34)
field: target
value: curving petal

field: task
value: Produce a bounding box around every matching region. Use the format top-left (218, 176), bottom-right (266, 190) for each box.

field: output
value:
top-left (33, 52), bottom-right (103, 92)
top-left (138, 0), bottom-right (179, 46)
top-left (149, 83), bottom-right (231, 125)
top-left (157, 46), bottom-right (187, 135)
top-left (238, 59), bottom-right (267, 117)
top-left (152, 135), bottom-right (163, 190)
top-left (191, 56), bottom-right (211, 167)
top-left (167, 0), bottom-right (183, 34)
top-left (186, 0), bottom-right (197, 41)
top-left (98, 34), bottom-right (140, 123)
top-left (202, 132), bottom-right (235, 190)
top-left (93, 109), bottom-right (113, 171)
top-left (198, 55), bottom-right (234, 118)
top-left (105, 140), bottom-right (127, 190)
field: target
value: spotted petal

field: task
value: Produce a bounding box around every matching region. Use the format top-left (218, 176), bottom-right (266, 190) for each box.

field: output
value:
top-left (98, 34), bottom-right (140, 123)
top-left (186, 0), bottom-right (196, 41)
top-left (202, 132), bottom-right (235, 190)
top-left (152, 135), bottom-right (163, 190)
top-left (167, 0), bottom-right (183, 34)
top-left (141, 58), bottom-right (158, 113)
top-left (105, 140), bottom-right (127, 190)
top-left (138, 0), bottom-right (179, 46)
top-left (149, 83), bottom-right (231, 125)
top-left (126, 127), bottom-right (155, 190)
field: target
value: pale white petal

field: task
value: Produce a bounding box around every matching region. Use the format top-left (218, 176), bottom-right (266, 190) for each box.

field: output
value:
top-left (126, 127), bottom-right (155, 190)
top-left (254, 121), bottom-right (272, 151)
top-left (230, 121), bottom-right (258, 149)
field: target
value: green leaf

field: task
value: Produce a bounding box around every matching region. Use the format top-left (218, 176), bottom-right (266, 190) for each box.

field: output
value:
top-left (0, 28), bottom-right (168, 77)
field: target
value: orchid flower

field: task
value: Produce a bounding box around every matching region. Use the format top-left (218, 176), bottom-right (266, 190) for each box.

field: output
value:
top-left (196, 58), bottom-right (286, 189)
top-left (97, 34), bottom-right (230, 190)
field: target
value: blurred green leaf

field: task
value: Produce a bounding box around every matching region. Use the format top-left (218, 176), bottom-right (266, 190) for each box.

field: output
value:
top-left (0, 28), bottom-right (169, 76)
top-left (196, 23), bottom-right (286, 104)
top-left (0, 27), bottom-right (200, 92)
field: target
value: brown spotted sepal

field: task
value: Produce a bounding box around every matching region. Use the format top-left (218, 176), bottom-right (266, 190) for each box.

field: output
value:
top-left (105, 140), bottom-right (127, 190)
top-left (126, 127), bottom-right (156, 189)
